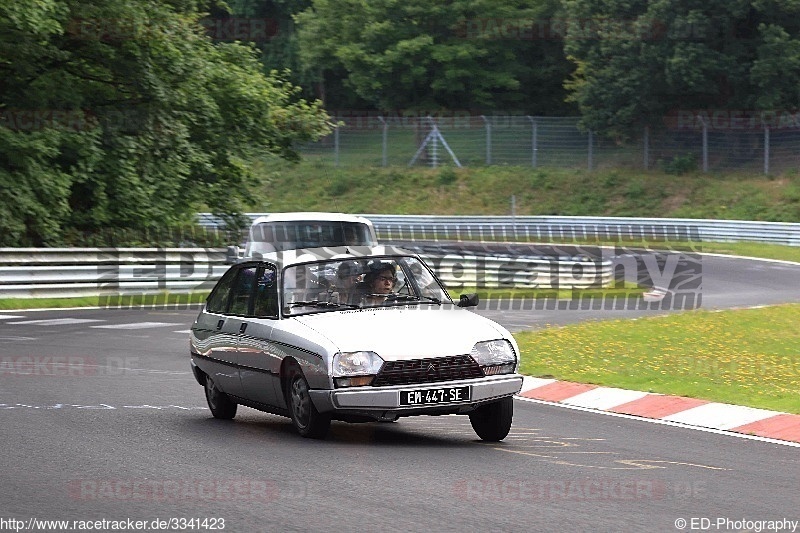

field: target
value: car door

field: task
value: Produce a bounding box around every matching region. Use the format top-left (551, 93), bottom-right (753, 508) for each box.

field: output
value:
top-left (191, 266), bottom-right (244, 397)
top-left (238, 263), bottom-right (284, 407)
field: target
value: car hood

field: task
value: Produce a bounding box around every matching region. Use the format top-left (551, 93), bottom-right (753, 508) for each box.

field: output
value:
top-left (293, 306), bottom-right (509, 360)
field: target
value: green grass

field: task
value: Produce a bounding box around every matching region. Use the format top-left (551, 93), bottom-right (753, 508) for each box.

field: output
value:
top-left (449, 284), bottom-right (645, 301)
top-left (691, 242), bottom-right (800, 263)
top-left (249, 159), bottom-right (800, 263)
top-left (558, 241), bottom-right (800, 264)
top-left (0, 287), bottom-right (641, 311)
top-left (252, 158), bottom-right (800, 222)
top-left (514, 303), bottom-right (800, 413)
top-left (0, 292), bottom-right (210, 311)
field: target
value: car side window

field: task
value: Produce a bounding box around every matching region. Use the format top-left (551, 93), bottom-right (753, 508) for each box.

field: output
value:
top-left (206, 267), bottom-right (238, 314)
top-left (228, 266), bottom-right (258, 316)
top-left (253, 264), bottom-right (279, 318)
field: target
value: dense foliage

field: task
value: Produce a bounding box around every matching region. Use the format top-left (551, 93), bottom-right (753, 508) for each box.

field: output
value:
top-left (563, 0), bottom-right (800, 137)
top-left (0, 0), bottom-right (331, 246)
top-left (4, 0), bottom-right (800, 245)
top-left (294, 0), bottom-right (574, 114)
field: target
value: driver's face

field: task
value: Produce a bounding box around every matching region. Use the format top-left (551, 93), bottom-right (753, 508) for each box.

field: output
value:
top-left (371, 269), bottom-right (396, 294)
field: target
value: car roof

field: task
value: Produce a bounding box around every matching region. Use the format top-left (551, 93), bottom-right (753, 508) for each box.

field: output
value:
top-left (245, 245), bottom-right (415, 267)
top-left (249, 212), bottom-right (374, 225)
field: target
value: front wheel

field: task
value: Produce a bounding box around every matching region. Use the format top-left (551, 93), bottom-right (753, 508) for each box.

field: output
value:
top-left (286, 366), bottom-right (331, 439)
top-left (204, 374), bottom-right (237, 420)
top-left (469, 396), bottom-right (513, 441)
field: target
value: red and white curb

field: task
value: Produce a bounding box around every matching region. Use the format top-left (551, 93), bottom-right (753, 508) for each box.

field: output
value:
top-left (517, 376), bottom-right (800, 445)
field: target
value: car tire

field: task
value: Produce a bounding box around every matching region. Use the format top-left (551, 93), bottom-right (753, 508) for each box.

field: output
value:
top-left (469, 396), bottom-right (513, 441)
top-left (286, 365), bottom-right (331, 439)
top-left (204, 374), bottom-right (237, 420)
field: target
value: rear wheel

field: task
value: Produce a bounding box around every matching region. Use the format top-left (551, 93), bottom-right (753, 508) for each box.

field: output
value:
top-left (204, 374), bottom-right (237, 420)
top-left (469, 396), bottom-right (513, 441)
top-left (286, 365), bottom-right (331, 439)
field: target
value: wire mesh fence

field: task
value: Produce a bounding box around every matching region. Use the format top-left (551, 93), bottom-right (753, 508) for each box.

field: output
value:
top-left (299, 115), bottom-right (800, 174)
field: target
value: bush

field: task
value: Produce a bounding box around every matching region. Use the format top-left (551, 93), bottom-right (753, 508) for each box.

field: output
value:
top-left (437, 167), bottom-right (458, 186)
top-left (662, 154), bottom-right (697, 175)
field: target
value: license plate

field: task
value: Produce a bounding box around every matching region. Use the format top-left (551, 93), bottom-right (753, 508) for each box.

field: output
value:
top-left (399, 386), bottom-right (471, 406)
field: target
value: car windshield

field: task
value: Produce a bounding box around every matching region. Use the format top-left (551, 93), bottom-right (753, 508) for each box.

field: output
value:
top-left (282, 256), bottom-right (451, 315)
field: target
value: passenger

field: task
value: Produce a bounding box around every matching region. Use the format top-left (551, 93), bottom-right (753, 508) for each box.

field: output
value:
top-left (336, 261), bottom-right (362, 305)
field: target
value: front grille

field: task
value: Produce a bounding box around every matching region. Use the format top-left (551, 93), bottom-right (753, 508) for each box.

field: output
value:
top-left (372, 355), bottom-right (484, 386)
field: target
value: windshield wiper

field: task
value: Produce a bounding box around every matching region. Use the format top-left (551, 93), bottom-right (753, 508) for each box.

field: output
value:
top-left (384, 294), bottom-right (442, 305)
top-left (289, 300), bottom-right (359, 309)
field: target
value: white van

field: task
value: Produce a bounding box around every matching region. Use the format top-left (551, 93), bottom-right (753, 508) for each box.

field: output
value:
top-left (227, 212), bottom-right (378, 262)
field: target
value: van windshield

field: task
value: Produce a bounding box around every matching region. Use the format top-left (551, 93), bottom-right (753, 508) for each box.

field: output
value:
top-left (250, 221), bottom-right (376, 252)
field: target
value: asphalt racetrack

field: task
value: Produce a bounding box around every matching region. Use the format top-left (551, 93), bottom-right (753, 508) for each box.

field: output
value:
top-left (1, 252), bottom-right (798, 531)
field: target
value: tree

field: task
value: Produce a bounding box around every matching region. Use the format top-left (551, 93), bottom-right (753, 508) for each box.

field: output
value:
top-left (294, 0), bottom-right (575, 114)
top-left (0, 0), bottom-right (331, 246)
top-left (562, 0), bottom-right (800, 137)
top-left (208, 0), bottom-right (323, 102)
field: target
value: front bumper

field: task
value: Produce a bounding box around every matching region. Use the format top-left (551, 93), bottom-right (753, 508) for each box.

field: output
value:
top-left (308, 374), bottom-right (523, 414)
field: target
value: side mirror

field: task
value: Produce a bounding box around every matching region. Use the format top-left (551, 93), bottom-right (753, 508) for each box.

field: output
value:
top-left (457, 293), bottom-right (479, 308)
top-left (225, 245), bottom-right (240, 265)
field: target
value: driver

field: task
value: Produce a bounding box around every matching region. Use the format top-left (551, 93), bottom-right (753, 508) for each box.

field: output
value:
top-left (360, 261), bottom-right (397, 305)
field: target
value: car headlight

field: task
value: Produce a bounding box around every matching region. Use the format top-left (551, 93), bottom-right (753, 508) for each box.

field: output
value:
top-left (470, 340), bottom-right (517, 375)
top-left (332, 351), bottom-right (384, 387)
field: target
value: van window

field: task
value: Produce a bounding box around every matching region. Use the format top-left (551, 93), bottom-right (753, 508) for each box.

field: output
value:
top-left (250, 221), bottom-right (376, 251)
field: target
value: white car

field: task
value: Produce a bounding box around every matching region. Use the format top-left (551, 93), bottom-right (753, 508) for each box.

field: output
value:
top-left (226, 212), bottom-right (378, 263)
top-left (190, 245), bottom-right (523, 440)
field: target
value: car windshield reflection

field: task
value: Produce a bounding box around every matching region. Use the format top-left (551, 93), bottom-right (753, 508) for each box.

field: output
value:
top-left (282, 256), bottom-right (451, 315)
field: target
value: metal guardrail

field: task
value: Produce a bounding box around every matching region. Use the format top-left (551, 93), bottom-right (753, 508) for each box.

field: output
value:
top-left (197, 213), bottom-right (800, 246)
top-left (0, 247), bottom-right (612, 299)
top-left (420, 254), bottom-right (611, 290)
top-left (6, 212), bottom-right (793, 300)
top-left (0, 248), bottom-right (229, 299)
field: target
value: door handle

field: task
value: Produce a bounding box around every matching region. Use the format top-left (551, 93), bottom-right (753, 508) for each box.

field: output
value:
top-left (216, 319), bottom-right (225, 330)
top-left (239, 323), bottom-right (248, 334)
